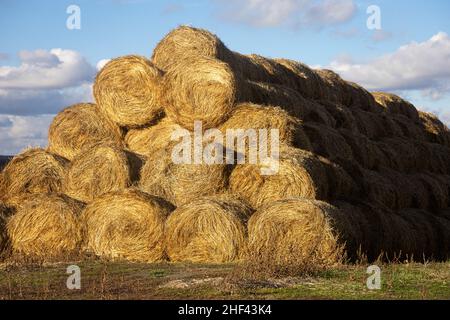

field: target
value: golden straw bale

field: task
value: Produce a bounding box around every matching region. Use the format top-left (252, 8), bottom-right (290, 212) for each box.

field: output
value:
top-left (94, 55), bottom-right (164, 127)
top-left (81, 189), bottom-right (174, 262)
top-left (372, 92), bottom-right (420, 121)
top-left (229, 146), bottom-right (329, 208)
top-left (162, 56), bottom-right (241, 130)
top-left (247, 199), bottom-right (344, 272)
top-left (419, 111), bottom-right (450, 147)
top-left (0, 148), bottom-right (67, 201)
top-left (243, 81), bottom-right (335, 126)
top-left (6, 194), bottom-right (84, 260)
top-left (64, 143), bottom-right (143, 203)
top-left (219, 103), bottom-right (312, 151)
top-left (165, 196), bottom-right (252, 263)
top-left (139, 142), bottom-right (229, 206)
top-left (302, 123), bottom-right (354, 163)
top-left (48, 103), bottom-right (123, 161)
top-left (125, 118), bottom-right (184, 156)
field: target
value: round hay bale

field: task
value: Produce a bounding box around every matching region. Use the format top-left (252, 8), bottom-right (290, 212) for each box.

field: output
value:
top-left (220, 103), bottom-right (312, 152)
top-left (303, 123), bottom-right (353, 163)
top-left (81, 189), bottom-right (174, 262)
top-left (419, 111), bottom-right (450, 147)
top-left (125, 117), bottom-right (183, 156)
top-left (346, 82), bottom-right (382, 113)
top-left (162, 56), bottom-right (240, 130)
top-left (152, 25), bottom-right (234, 71)
top-left (64, 143), bottom-right (143, 203)
top-left (340, 130), bottom-right (386, 170)
top-left (0, 202), bottom-right (13, 259)
top-left (318, 156), bottom-right (358, 201)
top-left (243, 81), bottom-right (335, 127)
top-left (229, 146), bottom-right (328, 208)
top-left (361, 169), bottom-right (398, 209)
top-left (416, 173), bottom-right (449, 212)
top-left (0, 148), bottom-right (67, 201)
top-left (165, 196), bottom-right (252, 263)
top-left (372, 92), bottom-right (420, 122)
top-left (94, 55), bottom-right (164, 127)
top-left (274, 58), bottom-right (325, 99)
top-left (6, 194), bottom-right (83, 260)
top-left (391, 114), bottom-right (427, 141)
top-left (247, 199), bottom-right (344, 273)
top-left (48, 103), bottom-right (123, 161)
top-left (319, 101), bottom-right (358, 132)
top-left (139, 141), bottom-right (229, 206)
top-left (352, 110), bottom-right (402, 140)
top-left (315, 69), bottom-right (350, 104)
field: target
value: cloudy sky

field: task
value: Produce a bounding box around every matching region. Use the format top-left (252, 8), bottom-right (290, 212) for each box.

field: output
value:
top-left (1, 0), bottom-right (449, 154)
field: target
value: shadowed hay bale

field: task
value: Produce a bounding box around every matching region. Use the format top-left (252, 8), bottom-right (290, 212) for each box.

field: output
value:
top-left (64, 143), bottom-right (143, 203)
top-left (0, 148), bottom-right (67, 201)
top-left (391, 114), bottom-right (427, 141)
top-left (125, 118), bottom-right (183, 156)
top-left (379, 138), bottom-right (425, 173)
top-left (81, 189), bottom-right (174, 262)
top-left (415, 173), bottom-right (449, 211)
top-left (94, 55), bottom-right (164, 127)
top-left (302, 124), bottom-right (353, 163)
top-left (274, 58), bottom-right (325, 99)
top-left (229, 146), bottom-right (329, 208)
top-left (6, 194), bottom-right (84, 260)
top-left (219, 103), bottom-right (312, 152)
top-left (247, 199), bottom-right (345, 272)
top-left (162, 56), bottom-right (241, 130)
top-left (372, 92), bottom-right (420, 121)
top-left (139, 142), bottom-right (229, 206)
top-left (361, 169), bottom-right (399, 209)
top-left (0, 202), bottom-right (13, 259)
top-left (352, 110), bottom-right (402, 140)
top-left (243, 81), bottom-right (335, 127)
top-left (319, 101), bottom-right (358, 132)
top-left (48, 103), bottom-right (123, 161)
top-left (419, 111), bottom-right (450, 147)
top-left (165, 196), bottom-right (252, 263)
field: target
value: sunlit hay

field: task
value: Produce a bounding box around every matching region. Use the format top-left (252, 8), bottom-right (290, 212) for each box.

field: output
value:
top-left (94, 55), bottom-right (164, 127)
top-left (247, 199), bottom-right (345, 275)
top-left (372, 92), bottom-right (420, 122)
top-left (165, 196), bottom-right (253, 263)
top-left (0, 148), bottom-right (67, 201)
top-left (162, 56), bottom-right (241, 130)
top-left (319, 100), bottom-right (358, 132)
top-left (125, 117), bottom-right (184, 157)
top-left (81, 189), bottom-right (174, 263)
top-left (48, 103), bottom-right (124, 161)
top-left (274, 58), bottom-right (325, 99)
top-left (303, 123), bottom-right (354, 163)
top-left (219, 102), bottom-right (312, 152)
top-left (64, 143), bottom-right (143, 203)
top-left (6, 194), bottom-right (84, 261)
top-left (229, 146), bottom-right (329, 209)
top-left (243, 80), bottom-right (335, 127)
top-left (419, 111), bottom-right (450, 147)
top-left (139, 141), bottom-right (229, 206)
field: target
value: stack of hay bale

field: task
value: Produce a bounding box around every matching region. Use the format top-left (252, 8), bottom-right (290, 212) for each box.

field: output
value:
top-left (1, 26), bottom-right (450, 266)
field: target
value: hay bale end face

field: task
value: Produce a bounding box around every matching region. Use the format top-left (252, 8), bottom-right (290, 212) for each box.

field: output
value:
top-left (64, 143), bottom-right (141, 203)
top-left (0, 148), bottom-right (67, 201)
top-left (48, 103), bottom-right (123, 161)
top-left (0, 202), bottom-right (13, 259)
top-left (81, 189), bottom-right (174, 263)
top-left (94, 55), bottom-right (164, 127)
top-left (162, 56), bottom-right (240, 130)
top-left (6, 194), bottom-right (84, 261)
top-left (247, 198), bottom-right (344, 273)
top-left (165, 196), bottom-right (252, 263)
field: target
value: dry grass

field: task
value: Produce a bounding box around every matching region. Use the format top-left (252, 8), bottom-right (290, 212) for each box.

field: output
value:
top-left (81, 189), bottom-right (174, 263)
top-left (94, 55), bottom-right (164, 127)
top-left (165, 195), bottom-right (252, 263)
top-left (48, 103), bottom-right (123, 161)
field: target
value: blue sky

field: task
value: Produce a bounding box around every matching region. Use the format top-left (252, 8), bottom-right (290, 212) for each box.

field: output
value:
top-left (1, 0), bottom-right (449, 154)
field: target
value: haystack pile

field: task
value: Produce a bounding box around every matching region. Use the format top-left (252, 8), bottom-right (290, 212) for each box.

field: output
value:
top-left (1, 26), bottom-right (449, 266)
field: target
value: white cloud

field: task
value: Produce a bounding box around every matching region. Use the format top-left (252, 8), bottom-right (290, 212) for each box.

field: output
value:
top-left (0, 114), bottom-right (54, 155)
top-left (96, 59), bottom-right (111, 71)
top-left (216, 0), bottom-right (356, 28)
top-left (0, 49), bottom-right (95, 90)
top-left (326, 32), bottom-right (450, 97)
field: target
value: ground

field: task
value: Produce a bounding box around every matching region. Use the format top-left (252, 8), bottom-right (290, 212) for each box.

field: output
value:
top-left (0, 260), bottom-right (449, 300)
